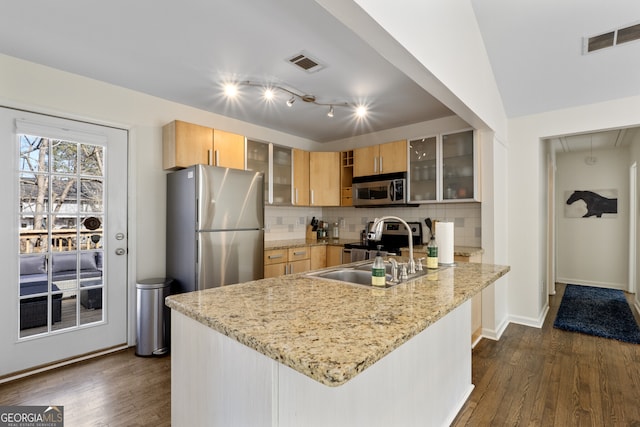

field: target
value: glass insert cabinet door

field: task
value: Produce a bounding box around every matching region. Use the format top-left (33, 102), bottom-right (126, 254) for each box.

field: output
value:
top-left (442, 130), bottom-right (474, 201)
top-left (409, 129), bottom-right (475, 202)
top-left (19, 135), bottom-right (105, 338)
top-left (246, 139), bottom-right (292, 205)
top-left (409, 136), bottom-right (437, 202)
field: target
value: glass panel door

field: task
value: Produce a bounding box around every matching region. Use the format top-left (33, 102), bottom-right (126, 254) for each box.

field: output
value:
top-left (272, 145), bottom-right (292, 205)
top-left (442, 130), bottom-right (474, 200)
top-left (19, 136), bottom-right (105, 337)
top-left (246, 139), bottom-right (270, 203)
top-left (409, 136), bottom-right (437, 202)
top-left (0, 108), bottom-right (128, 377)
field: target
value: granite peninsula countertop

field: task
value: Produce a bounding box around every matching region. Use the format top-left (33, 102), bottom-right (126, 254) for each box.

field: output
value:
top-left (264, 238), bottom-right (349, 250)
top-left (264, 238), bottom-right (483, 258)
top-left (410, 245), bottom-right (484, 258)
top-left (165, 261), bottom-right (509, 387)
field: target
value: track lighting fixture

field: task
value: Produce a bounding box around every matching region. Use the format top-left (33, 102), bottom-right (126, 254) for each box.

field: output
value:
top-left (223, 81), bottom-right (366, 118)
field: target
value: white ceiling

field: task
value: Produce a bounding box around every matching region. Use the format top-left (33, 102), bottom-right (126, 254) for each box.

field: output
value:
top-left (1, 0), bottom-right (639, 144)
top-left (471, 0), bottom-right (640, 118)
top-left (548, 127), bottom-right (639, 153)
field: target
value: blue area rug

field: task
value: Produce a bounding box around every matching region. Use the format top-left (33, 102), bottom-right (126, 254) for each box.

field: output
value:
top-left (554, 284), bottom-right (640, 344)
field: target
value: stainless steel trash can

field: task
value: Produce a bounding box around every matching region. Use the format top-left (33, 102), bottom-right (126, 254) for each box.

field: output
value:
top-left (136, 278), bottom-right (172, 357)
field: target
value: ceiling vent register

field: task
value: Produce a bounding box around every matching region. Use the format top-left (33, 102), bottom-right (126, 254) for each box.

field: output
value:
top-left (287, 52), bottom-right (326, 73)
top-left (584, 22), bottom-right (640, 53)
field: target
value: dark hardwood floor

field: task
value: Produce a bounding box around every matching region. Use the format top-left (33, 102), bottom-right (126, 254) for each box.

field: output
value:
top-left (453, 283), bottom-right (640, 427)
top-left (2, 283), bottom-right (640, 426)
top-left (0, 347), bottom-right (170, 427)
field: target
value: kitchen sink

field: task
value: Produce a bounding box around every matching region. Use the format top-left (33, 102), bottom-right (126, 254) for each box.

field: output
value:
top-left (306, 260), bottom-right (452, 289)
top-left (311, 269), bottom-right (393, 286)
top-left (307, 268), bottom-right (395, 288)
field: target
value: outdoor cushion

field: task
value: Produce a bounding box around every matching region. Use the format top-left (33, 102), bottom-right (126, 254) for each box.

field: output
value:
top-left (19, 255), bottom-right (46, 276)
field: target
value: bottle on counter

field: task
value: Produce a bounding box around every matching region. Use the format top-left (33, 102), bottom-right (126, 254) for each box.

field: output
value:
top-left (426, 236), bottom-right (438, 269)
top-left (332, 222), bottom-right (340, 239)
top-left (371, 246), bottom-right (386, 287)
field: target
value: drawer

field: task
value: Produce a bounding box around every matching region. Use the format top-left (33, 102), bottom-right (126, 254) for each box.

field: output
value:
top-left (288, 246), bottom-right (310, 261)
top-left (264, 249), bottom-right (287, 265)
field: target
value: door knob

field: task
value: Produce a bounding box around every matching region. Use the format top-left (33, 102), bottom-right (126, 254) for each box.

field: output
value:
top-left (115, 248), bottom-right (126, 255)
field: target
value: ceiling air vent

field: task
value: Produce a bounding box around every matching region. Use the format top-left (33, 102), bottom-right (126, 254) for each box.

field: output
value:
top-left (287, 52), bottom-right (326, 73)
top-left (584, 21), bottom-right (640, 54)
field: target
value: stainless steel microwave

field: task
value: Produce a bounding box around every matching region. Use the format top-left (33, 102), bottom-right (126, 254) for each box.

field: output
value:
top-left (352, 172), bottom-right (411, 207)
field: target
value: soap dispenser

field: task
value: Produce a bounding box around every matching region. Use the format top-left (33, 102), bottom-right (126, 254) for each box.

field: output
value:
top-left (371, 246), bottom-right (386, 287)
top-left (426, 236), bottom-right (438, 269)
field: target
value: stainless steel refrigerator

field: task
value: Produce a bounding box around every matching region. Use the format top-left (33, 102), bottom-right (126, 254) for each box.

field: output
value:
top-left (166, 165), bottom-right (264, 293)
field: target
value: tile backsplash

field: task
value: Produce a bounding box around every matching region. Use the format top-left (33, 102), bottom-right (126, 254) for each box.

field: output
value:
top-left (265, 203), bottom-right (481, 247)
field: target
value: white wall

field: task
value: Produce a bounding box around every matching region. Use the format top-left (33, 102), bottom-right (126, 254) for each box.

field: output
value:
top-left (555, 148), bottom-right (630, 289)
top-left (0, 53), bottom-right (318, 281)
top-left (318, 0), bottom-right (507, 140)
top-left (508, 95), bottom-right (640, 325)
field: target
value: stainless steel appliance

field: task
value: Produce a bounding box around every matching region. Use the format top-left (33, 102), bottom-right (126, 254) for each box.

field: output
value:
top-left (343, 221), bottom-right (422, 262)
top-left (166, 165), bottom-right (264, 293)
top-left (352, 172), bottom-right (414, 207)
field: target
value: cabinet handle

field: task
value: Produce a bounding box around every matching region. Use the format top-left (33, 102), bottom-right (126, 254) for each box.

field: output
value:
top-left (293, 250), bottom-right (307, 256)
top-left (268, 254), bottom-right (284, 260)
top-left (311, 189), bottom-right (315, 205)
top-left (374, 157), bottom-right (378, 174)
top-left (295, 188), bottom-right (298, 204)
top-left (215, 150), bottom-right (219, 166)
top-left (379, 157), bottom-right (383, 173)
top-left (208, 149), bottom-right (213, 166)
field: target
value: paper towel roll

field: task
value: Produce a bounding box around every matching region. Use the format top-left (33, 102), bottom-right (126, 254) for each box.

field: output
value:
top-left (435, 221), bottom-right (455, 265)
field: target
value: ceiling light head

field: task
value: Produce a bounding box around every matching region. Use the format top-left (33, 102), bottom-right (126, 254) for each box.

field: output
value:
top-left (224, 83), bottom-right (238, 97)
top-left (327, 106), bottom-right (334, 118)
top-left (263, 88), bottom-right (275, 101)
top-left (286, 96), bottom-right (295, 107)
top-left (355, 105), bottom-right (367, 118)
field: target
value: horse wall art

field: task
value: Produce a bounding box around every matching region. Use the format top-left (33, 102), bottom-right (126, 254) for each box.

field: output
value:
top-left (565, 190), bottom-right (618, 218)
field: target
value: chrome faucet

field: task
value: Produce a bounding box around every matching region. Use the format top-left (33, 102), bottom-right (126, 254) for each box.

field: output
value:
top-left (368, 216), bottom-right (416, 274)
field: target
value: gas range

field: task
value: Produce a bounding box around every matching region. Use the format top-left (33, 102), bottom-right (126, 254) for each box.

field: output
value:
top-left (344, 221), bottom-right (423, 255)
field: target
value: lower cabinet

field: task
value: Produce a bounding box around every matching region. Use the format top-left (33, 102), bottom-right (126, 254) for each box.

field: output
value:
top-left (310, 245), bottom-right (326, 271)
top-left (326, 245), bottom-right (343, 267)
top-left (264, 246), bottom-right (311, 278)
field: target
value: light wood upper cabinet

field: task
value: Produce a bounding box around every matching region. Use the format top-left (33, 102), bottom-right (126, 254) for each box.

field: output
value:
top-left (309, 152), bottom-right (340, 206)
top-left (292, 149), bottom-right (310, 206)
top-left (353, 140), bottom-right (407, 177)
top-left (353, 145), bottom-right (378, 177)
top-left (213, 129), bottom-right (245, 169)
top-left (162, 120), bottom-right (245, 170)
top-left (163, 120), bottom-right (213, 170)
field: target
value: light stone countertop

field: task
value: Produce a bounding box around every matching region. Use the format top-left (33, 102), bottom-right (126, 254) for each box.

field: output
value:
top-left (410, 245), bottom-right (484, 258)
top-left (264, 238), bottom-right (349, 250)
top-left (165, 261), bottom-right (509, 387)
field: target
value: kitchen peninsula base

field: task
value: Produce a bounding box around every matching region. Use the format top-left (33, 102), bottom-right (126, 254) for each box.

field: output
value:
top-left (171, 301), bottom-right (473, 427)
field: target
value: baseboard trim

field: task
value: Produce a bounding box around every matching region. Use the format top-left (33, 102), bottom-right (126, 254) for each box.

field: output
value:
top-left (509, 304), bottom-right (549, 329)
top-left (0, 343), bottom-right (129, 384)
